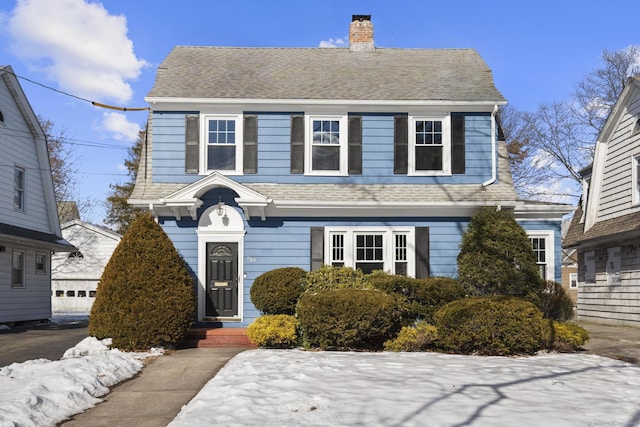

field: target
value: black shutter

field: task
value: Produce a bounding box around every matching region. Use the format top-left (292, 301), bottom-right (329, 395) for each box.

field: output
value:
top-left (451, 114), bottom-right (465, 174)
top-left (415, 227), bottom-right (430, 278)
top-left (310, 227), bottom-right (324, 271)
top-left (243, 115), bottom-right (258, 174)
top-left (185, 115), bottom-right (199, 174)
top-left (291, 114), bottom-right (305, 174)
top-left (348, 115), bottom-right (362, 174)
top-left (394, 114), bottom-right (408, 174)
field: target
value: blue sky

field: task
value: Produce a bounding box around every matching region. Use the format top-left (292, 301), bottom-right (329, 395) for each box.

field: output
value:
top-left (0, 0), bottom-right (637, 224)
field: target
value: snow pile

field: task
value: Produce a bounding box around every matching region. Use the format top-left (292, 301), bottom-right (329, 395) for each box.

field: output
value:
top-left (0, 337), bottom-right (159, 427)
top-left (170, 349), bottom-right (640, 426)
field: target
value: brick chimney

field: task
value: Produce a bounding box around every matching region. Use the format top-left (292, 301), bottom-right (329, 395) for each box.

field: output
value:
top-left (349, 15), bottom-right (374, 52)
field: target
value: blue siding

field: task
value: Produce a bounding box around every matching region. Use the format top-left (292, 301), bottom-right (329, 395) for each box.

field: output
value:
top-left (151, 111), bottom-right (496, 185)
top-left (159, 201), bottom-right (471, 326)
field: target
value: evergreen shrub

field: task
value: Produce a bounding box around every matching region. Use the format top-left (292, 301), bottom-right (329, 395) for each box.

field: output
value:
top-left (247, 314), bottom-right (299, 348)
top-left (434, 296), bottom-right (547, 356)
top-left (250, 267), bottom-right (307, 315)
top-left (305, 265), bottom-right (368, 291)
top-left (457, 207), bottom-right (545, 305)
top-left (540, 281), bottom-right (575, 321)
top-left (383, 321), bottom-right (438, 352)
top-left (547, 322), bottom-right (589, 352)
top-left (89, 213), bottom-right (195, 351)
top-left (368, 272), bottom-right (466, 323)
top-left (296, 288), bottom-right (401, 350)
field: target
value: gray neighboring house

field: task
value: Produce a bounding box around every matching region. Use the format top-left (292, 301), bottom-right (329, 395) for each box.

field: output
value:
top-left (564, 77), bottom-right (640, 327)
top-left (0, 65), bottom-right (75, 324)
top-left (51, 219), bottom-right (121, 315)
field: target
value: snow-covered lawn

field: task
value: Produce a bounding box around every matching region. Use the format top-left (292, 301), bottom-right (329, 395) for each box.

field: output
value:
top-left (1, 321), bottom-right (640, 426)
top-left (170, 349), bottom-right (640, 427)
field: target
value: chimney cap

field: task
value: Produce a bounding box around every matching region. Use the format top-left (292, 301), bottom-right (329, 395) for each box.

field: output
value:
top-left (352, 15), bottom-right (371, 22)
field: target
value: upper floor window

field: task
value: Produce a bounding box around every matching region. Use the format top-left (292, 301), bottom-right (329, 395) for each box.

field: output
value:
top-left (12, 250), bottom-right (25, 288)
top-left (306, 115), bottom-right (348, 175)
top-left (14, 166), bottom-right (25, 211)
top-left (633, 155), bottom-right (640, 205)
top-left (68, 250), bottom-right (84, 260)
top-left (409, 116), bottom-right (451, 175)
top-left (201, 115), bottom-right (243, 174)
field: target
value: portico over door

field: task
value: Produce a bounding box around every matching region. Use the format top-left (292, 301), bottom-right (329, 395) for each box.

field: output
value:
top-left (206, 242), bottom-right (238, 318)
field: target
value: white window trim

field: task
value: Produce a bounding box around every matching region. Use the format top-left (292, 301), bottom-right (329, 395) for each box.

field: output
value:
top-left (632, 155), bottom-right (640, 205)
top-left (526, 230), bottom-right (555, 281)
top-left (569, 272), bottom-right (578, 289)
top-left (14, 165), bottom-right (25, 212)
top-left (12, 249), bottom-right (25, 288)
top-left (409, 114), bottom-right (451, 176)
top-left (325, 226), bottom-right (415, 276)
top-left (200, 114), bottom-right (243, 175)
top-left (305, 114), bottom-right (348, 176)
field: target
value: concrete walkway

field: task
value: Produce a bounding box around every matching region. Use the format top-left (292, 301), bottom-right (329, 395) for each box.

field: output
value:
top-left (575, 320), bottom-right (640, 365)
top-left (59, 347), bottom-right (244, 427)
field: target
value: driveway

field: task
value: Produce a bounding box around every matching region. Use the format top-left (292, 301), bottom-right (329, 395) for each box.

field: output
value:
top-left (0, 320), bottom-right (89, 367)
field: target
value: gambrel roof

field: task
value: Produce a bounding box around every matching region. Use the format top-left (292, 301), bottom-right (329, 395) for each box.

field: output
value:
top-left (147, 47), bottom-right (506, 103)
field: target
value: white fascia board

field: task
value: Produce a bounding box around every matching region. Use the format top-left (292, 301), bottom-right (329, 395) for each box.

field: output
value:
top-left (514, 203), bottom-right (574, 220)
top-left (145, 97), bottom-right (505, 113)
top-left (269, 200), bottom-right (517, 218)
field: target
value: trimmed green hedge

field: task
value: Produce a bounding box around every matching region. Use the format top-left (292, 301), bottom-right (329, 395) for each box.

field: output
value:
top-left (434, 296), bottom-right (547, 356)
top-left (250, 267), bottom-right (307, 315)
top-left (296, 288), bottom-right (401, 350)
top-left (367, 272), bottom-right (466, 323)
top-left (247, 314), bottom-right (299, 348)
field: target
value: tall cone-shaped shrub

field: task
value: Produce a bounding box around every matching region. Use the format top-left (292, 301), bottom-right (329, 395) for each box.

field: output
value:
top-left (457, 207), bottom-right (545, 305)
top-left (89, 213), bottom-right (195, 350)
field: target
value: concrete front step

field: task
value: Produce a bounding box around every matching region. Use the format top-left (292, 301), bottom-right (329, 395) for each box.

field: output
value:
top-left (185, 327), bottom-right (256, 349)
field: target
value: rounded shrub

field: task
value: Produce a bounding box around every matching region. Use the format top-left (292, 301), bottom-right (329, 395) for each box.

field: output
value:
top-left (434, 296), bottom-right (547, 356)
top-left (540, 281), bottom-right (575, 322)
top-left (547, 322), bottom-right (589, 352)
top-left (296, 288), bottom-right (401, 350)
top-left (247, 314), bottom-right (299, 348)
top-left (89, 213), bottom-right (195, 351)
top-left (367, 272), bottom-right (466, 323)
top-left (250, 267), bottom-right (307, 315)
top-left (384, 321), bottom-right (438, 352)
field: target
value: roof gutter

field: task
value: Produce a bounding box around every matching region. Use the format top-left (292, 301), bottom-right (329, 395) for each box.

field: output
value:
top-left (482, 104), bottom-right (499, 187)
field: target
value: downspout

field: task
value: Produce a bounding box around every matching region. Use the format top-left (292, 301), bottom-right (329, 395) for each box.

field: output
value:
top-left (482, 104), bottom-right (499, 187)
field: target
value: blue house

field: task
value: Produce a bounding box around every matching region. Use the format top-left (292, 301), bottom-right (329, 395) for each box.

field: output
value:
top-left (130, 16), bottom-right (570, 326)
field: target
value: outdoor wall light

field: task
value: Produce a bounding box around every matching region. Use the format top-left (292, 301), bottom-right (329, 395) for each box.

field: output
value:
top-left (216, 200), bottom-right (225, 216)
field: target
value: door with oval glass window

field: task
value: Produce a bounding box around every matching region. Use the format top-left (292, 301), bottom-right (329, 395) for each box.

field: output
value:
top-left (206, 242), bottom-right (238, 317)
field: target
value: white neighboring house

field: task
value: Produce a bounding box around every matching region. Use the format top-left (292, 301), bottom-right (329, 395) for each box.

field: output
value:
top-left (0, 65), bottom-right (75, 324)
top-left (51, 220), bottom-right (121, 314)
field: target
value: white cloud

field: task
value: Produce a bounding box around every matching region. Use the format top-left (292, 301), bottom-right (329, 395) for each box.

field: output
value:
top-left (6, 0), bottom-right (148, 104)
top-left (100, 112), bottom-right (140, 141)
top-left (319, 37), bottom-right (348, 48)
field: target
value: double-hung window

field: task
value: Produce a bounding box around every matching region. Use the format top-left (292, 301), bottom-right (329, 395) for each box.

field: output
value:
top-left (12, 250), bottom-right (25, 288)
top-left (306, 115), bottom-right (348, 175)
top-left (14, 166), bottom-right (25, 211)
top-left (409, 116), bottom-right (451, 175)
top-left (527, 231), bottom-right (555, 281)
top-left (36, 252), bottom-right (48, 274)
top-left (202, 115), bottom-right (242, 174)
top-left (327, 227), bottom-right (414, 276)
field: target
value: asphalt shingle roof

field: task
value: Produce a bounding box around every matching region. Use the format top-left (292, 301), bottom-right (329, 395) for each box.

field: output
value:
top-left (147, 47), bottom-right (506, 102)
